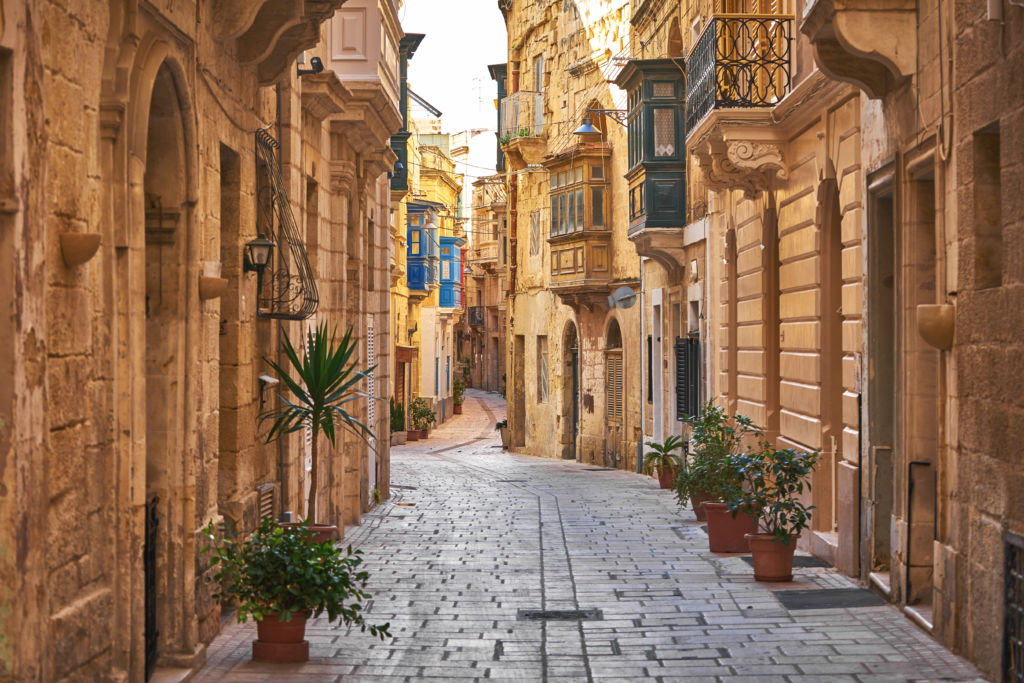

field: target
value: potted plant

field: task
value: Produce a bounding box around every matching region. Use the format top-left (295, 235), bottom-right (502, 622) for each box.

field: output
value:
top-left (731, 443), bottom-right (819, 581)
top-left (675, 402), bottom-right (758, 523)
top-left (453, 376), bottom-right (466, 415)
top-left (390, 398), bottom-right (406, 446)
top-left (642, 434), bottom-right (684, 489)
top-left (261, 323), bottom-right (374, 542)
top-left (495, 419), bottom-right (509, 450)
top-left (203, 517), bottom-right (390, 662)
top-left (409, 397), bottom-right (436, 439)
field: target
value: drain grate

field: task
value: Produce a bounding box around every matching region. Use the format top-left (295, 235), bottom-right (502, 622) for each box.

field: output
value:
top-left (391, 484), bottom-right (418, 491)
top-left (395, 502), bottom-right (417, 507)
top-left (773, 588), bottom-right (885, 610)
top-left (584, 467), bottom-right (612, 471)
top-left (741, 555), bottom-right (831, 569)
top-left (517, 608), bottom-right (603, 621)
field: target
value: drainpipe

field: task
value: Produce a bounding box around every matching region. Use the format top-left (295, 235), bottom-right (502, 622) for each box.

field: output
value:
top-left (637, 258), bottom-right (646, 474)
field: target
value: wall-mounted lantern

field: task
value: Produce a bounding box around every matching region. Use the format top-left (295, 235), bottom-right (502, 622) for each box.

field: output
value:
top-left (243, 234), bottom-right (275, 275)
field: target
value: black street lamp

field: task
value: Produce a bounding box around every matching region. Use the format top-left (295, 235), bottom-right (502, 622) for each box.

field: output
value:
top-left (243, 234), bottom-right (275, 275)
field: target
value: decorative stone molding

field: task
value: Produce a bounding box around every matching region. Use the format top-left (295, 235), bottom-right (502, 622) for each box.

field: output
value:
top-left (800, 0), bottom-right (916, 100)
top-left (330, 160), bottom-right (357, 195)
top-left (693, 137), bottom-right (788, 199)
top-left (301, 73), bottom-right (350, 121)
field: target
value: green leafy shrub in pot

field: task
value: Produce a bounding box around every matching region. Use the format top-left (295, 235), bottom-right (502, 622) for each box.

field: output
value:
top-left (643, 435), bottom-right (684, 487)
top-left (390, 398), bottom-right (405, 434)
top-left (674, 401), bottom-right (761, 507)
top-left (202, 516), bottom-right (391, 637)
top-left (409, 397), bottom-right (436, 431)
top-left (729, 442), bottom-right (819, 544)
top-left (453, 376), bottom-right (466, 406)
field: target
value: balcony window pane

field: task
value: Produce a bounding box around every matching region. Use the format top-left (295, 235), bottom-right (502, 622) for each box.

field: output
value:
top-left (551, 199), bottom-right (558, 236)
top-left (592, 187), bottom-right (604, 227)
top-left (558, 171), bottom-right (566, 187)
top-left (576, 189), bottom-right (584, 230)
top-left (653, 81), bottom-right (674, 98)
top-left (411, 230), bottom-right (420, 255)
top-left (559, 193), bottom-right (567, 233)
top-left (550, 174), bottom-right (557, 189)
top-left (591, 164), bottom-right (603, 179)
top-left (654, 108), bottom-right (675, 157)
top-left (567, 189), bottom-right (575, 232)
top-left (575, 167), bottom-right (583, 183)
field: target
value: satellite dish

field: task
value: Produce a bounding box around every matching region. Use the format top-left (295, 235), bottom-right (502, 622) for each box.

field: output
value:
top-left (607, 285), bottom-right (637, 309)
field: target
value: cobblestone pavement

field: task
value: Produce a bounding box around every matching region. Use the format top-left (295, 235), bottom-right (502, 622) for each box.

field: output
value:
top-left (197, 389), bottom-right (985, 682)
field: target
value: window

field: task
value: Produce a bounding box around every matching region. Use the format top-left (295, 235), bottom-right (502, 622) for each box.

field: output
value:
top-left (530, 210), bottom-right (541, 255)
top-left (674, 336), bottom-right (699, 420)
top-left (537, 336), bottom-right (549, 403)
top-left (973, 122), bottom-right (1002, 289)
top-left (547, 157), bottom-right (609, 237)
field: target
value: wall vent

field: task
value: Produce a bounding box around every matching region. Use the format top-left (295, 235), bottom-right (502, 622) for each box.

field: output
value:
top-left (257, 483), bottom-right (277, 521)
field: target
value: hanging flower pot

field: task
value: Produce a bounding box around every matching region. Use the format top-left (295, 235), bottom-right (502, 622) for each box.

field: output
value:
top-left (704, 503), bottom-right (758, 553)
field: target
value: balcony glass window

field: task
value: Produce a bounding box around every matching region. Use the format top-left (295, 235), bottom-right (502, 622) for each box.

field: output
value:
top-left (548, 160), bottom-right (608, 237)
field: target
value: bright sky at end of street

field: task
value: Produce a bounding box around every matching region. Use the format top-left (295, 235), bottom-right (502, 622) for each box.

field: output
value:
top-left (399, 0), bottom-right (508, 135)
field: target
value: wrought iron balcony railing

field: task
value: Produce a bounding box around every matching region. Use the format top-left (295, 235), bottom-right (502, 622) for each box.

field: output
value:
top-left (685, 14), bottom-right (793, 133)
top-left (499, 90), bottom-right (544, 141)
top-left (468, 306), bottom-right (484, 326)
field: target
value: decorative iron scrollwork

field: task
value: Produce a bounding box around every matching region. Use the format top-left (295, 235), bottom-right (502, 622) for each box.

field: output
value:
top-left (686, 14), bottom-right (793, 132)
top-left (254, 129), bottom-right (318, 320)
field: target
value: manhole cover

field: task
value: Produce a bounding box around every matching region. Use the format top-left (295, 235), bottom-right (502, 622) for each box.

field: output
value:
top-left (773, 588), bottom-right (885, 610)
top-left (741, 555), bottom-right (831, 569)
top-left (517, 608), bottom-right (603, 621)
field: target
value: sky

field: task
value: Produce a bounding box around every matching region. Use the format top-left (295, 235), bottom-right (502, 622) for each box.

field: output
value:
top-left (399, 0), bottom-right (508, 135)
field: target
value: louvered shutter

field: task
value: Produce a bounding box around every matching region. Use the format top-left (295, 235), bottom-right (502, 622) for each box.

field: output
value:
top-left (674, 337), bottom-right (699, 420)
top-left (606, 350), bottom-right (623, 424)
top-left (367, 322), bottom-right (376, 427)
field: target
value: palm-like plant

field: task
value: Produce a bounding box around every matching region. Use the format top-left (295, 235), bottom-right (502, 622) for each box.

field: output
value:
top-left (261, 323), bottom-right (375, 522)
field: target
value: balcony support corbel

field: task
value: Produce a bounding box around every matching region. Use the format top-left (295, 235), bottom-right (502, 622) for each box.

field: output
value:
top-left (801, 0), bottom-right (917, 100)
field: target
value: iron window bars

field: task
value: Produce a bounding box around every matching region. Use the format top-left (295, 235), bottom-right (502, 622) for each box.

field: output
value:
top-left (685, 14), bottom-right (793, 133)
top-left (254, 129), bottom-right (318, 320)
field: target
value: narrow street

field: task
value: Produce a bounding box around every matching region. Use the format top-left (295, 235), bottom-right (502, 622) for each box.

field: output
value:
top-left (197, 389), bottom-right (982, 682)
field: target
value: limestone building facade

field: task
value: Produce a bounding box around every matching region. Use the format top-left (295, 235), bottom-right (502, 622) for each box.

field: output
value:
top-left (498, 0), bottom-right (645, 470)
top-left (0, 0), bottom-right (402, 679)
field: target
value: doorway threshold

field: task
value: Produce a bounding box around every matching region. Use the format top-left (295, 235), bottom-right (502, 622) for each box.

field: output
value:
top-left (869, 571), bottom-right (892, 598)
top-left (903, 603), bottom-right (934, 632)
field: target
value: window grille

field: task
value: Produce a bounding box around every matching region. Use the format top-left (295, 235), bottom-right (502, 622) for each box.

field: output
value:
top-left (1006, 532), bottom-right (1024, 682)
top-left (530, 211), bottom-right (541, 255)
top-left (253, 130), bottom-right (318, 319)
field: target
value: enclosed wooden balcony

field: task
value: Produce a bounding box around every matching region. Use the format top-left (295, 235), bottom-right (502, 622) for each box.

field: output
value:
top-left (499, 90), bottom-right (546, 169)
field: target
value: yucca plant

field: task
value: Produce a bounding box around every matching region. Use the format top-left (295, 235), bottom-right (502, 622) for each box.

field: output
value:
top-left (261, 323), bottom-right (375, 522)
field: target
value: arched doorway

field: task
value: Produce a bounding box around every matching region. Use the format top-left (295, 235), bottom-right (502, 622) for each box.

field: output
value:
top-left (143, 61), bottom-right (189, 678)
top-left (604, 319), bottom-right (623, 467)
top-left (562, 322), bottom-right (579, 460)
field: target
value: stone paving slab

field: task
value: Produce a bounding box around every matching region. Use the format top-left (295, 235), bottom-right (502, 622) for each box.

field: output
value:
top-left (195, 390), bottom-right (986, 682)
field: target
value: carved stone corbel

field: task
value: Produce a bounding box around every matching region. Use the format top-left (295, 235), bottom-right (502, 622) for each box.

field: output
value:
top-left (695, 138), bottom-right (788, 199)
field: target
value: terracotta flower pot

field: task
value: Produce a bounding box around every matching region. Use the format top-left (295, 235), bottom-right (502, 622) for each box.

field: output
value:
top-left (253, 612), bottom-right (309, 662)
top-left (407, 429), bottom-right (420, 441)
top-left (657, 466), bottom-right (676, 490)
top-left (453, 404), bottom-right (463, 414)
top-left (704, 502), bottom-right (758, 553)
top-left (690, 490), bottom-right (714, 522)
top-left (746, 533), bottom-right (797, 582)
top-left (280, 522), bottom-right (338, 545)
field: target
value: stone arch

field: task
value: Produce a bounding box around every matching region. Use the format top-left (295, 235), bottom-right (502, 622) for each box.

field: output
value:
top-left (131, 49), bottom-right (202, 674)
top-left (667, 17), bottom-right (683, 58)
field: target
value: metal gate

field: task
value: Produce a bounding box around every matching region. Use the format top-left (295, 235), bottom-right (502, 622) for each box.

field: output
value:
top-left (144, 496), bottom-right (159, 679)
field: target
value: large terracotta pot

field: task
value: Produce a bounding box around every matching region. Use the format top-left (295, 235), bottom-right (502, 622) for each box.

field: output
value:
top-left (704, 503), bottom-right (758, 553)
top-left (498, 427), bottom-right (510, 450)
top-left (280, 522), bottom-right (338, 545)
top-left (657, 466), bottom-right (676, 490)
top-left (453, 404), bottom-right (463, 414)
top-left (746, 533), bottom-right (797, 582)
top-left (407, 429), bottom-right (421, 441)
top-left (690, 490), bottom-right (714, 522)
top-left (253, 612), bottom-right (309, 662)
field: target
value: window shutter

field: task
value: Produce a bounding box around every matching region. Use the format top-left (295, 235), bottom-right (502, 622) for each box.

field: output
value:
top-left (674, 337), bottom-right (699, 420)
top-left (606, 350), bottom-right (623, 423)
top-left (367, 322), bottom-right (376, 427)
